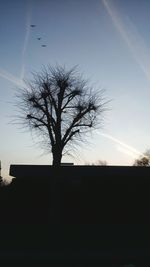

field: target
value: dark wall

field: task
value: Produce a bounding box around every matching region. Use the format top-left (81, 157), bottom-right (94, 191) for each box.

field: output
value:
top-left (1, 165), bottom-right (150, 260)
top-left (3, 165), bottom-right (150, 224)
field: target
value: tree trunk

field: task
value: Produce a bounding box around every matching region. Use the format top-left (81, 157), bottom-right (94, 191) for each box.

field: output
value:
top-left (52, 147), bottom-right (62, 166)
top-left (51, 147), bottom-right (62, 223)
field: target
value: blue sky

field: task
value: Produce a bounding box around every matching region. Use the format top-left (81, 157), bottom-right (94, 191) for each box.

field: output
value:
top-left (1, 0), bottom-right (150, 180)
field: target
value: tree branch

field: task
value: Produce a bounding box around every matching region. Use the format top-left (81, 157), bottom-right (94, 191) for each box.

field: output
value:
top-left (43, 82), bottom-right (57, 112)
top-left (27, 114), bottom-right (55, 146)
top-left (63, 129), bottom-right (80, 146)
top-left (61, 90), bottom-right (80, 111)
top-left (62, 103), bottom-right (95, 143)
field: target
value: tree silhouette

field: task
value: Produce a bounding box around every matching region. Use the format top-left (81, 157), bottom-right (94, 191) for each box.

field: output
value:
top-left (85, 160), bottom-right (108, 165)
top-left (16, 65), bottom-right (109, 166)
top-left (133, 150), bottom-right (150, 166)
top-left (0, 176), bottom-right (3, 187)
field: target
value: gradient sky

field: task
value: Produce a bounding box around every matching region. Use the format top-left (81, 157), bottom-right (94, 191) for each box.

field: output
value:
top-left (1, 0), bottom-right (150, 180)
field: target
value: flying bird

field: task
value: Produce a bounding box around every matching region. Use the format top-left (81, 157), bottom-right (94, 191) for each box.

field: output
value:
top-left (37, 37), bottom-right (41, 40)
top-left (41, 45), bottom-right (47, 47)
top-left (30, 24), bottom-right (36, 27)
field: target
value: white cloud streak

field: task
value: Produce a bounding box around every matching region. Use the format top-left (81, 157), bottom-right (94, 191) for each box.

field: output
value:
top-left (0, 3), bottom-right (32, 87)
top-left (116, 145), bottom-right (139, 159)
top-left (98, 132), bottom-right (145, 158)
top-left (0, 68), bottom-right (24, 86)
top-left (102, 0), bottom-right (150, 82)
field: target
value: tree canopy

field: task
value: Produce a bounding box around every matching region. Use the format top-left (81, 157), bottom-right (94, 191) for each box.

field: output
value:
top-left (15, 65), bottom-right (109, 166)
top-left (133, 150), bottom-right (150, 166)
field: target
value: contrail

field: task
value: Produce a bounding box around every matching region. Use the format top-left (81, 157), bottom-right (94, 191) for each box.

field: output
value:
top-left (117, 145), bottom-right (141, 159)
top-left (0, 3), bottom-right (32, 87)
top-left (98, 132), bottom-right (145, 158)
top-left (20, 3), bottom-right (32, 81)
top-left (0, 68), bottom-right (24, 86)
top-left (102, 0), bottom-right (150, 82)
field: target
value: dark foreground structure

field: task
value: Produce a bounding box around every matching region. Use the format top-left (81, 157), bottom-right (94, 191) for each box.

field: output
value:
top-left (0, 165), bottom-right (150, 265)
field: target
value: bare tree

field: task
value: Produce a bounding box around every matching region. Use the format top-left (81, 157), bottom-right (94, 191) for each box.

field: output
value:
top-left (85, 160), bottom-right (108, 166)
top-left (133, 149), bottom-right (150, 166)
top-left (15, 65), bottom-right (109, 166)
